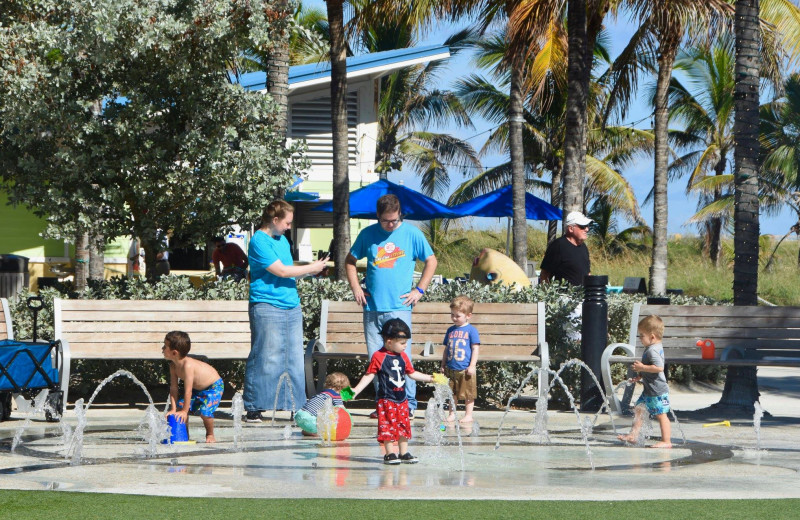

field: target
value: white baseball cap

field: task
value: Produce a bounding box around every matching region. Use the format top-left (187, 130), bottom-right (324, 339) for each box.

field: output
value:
top-left (565, 211), bottom-right (593, 227)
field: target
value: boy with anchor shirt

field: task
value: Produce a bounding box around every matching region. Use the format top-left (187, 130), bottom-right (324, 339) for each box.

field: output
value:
top-left (350, 318), bottom-right (436, 465)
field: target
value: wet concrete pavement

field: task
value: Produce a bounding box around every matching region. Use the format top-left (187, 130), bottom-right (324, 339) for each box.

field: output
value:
top-left (1, 367), bottom-right (798, 500)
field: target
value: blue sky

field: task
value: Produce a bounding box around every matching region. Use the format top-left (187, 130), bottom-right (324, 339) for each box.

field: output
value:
top-left (304, 1), bottom-right (793, 236)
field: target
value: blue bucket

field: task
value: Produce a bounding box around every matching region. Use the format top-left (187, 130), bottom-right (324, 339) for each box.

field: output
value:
top-left (163, 414), bottom-right (190, 444)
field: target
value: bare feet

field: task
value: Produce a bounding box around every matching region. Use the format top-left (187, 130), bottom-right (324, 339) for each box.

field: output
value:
top-left (650, 441), bottom-right (672, 449)
top-left (205, 435), bottom-right (217, 444)
top-left (617, 433), bottom-right (637, 444)
top-left (301, 430), bottom-right (317, 437)
top-left (445, 414), bottom-right (456, 424)
top-left (459, 416), bottom-right (474, 424)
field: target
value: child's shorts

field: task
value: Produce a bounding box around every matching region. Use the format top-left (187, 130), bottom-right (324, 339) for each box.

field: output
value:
top-left (178, 378), bottom-right (223, 417)
top-left (294, 409), bottom-right (318, 434)
top-left (445, 367), bottom-right (478, 400)
top-left (636, 392), bottom-right (670, 416)
top-left (376, 398), bottom-right (411, 443)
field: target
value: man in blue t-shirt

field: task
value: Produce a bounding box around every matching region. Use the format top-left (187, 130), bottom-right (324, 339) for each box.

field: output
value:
top-left (345, 194), bottom-right (437, 415)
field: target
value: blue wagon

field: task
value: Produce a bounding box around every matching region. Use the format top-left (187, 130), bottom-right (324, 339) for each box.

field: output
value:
top-left (0, 339), bottom-right (64, 422)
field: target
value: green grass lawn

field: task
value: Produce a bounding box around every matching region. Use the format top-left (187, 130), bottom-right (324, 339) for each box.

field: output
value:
top-left (0, 492), bottom-right (798, 519)
top-left (431, 226), bottom-right (800, 305)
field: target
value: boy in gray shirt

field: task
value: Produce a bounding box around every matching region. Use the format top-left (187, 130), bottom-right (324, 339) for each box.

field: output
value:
top-left (618, 315), bottom-right (672, 448)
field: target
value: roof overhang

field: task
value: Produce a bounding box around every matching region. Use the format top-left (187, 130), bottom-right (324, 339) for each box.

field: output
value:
top-left (235, 44), bottom-right (451, 96)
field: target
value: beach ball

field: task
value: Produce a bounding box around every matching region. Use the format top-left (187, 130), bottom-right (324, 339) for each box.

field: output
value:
top-left (317, 406), bottom-right (352, 441)
top-left (333, 407), bottom-right (352, 441)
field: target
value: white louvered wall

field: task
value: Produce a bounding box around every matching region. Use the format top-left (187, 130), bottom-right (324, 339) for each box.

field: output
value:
top-left (290, 92), bottom-right (359, 168)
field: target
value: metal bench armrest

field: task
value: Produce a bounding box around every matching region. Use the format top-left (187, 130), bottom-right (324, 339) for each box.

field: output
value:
top-left (602, 342), bottom-right (635, 413)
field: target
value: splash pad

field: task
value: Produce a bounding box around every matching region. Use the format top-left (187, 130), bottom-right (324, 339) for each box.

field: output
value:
top-left (2, 366), bottom-right (800, 500)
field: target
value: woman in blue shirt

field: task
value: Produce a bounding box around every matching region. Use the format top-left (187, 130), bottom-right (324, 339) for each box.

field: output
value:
top-left (243, 200), bottom-right (328, 422)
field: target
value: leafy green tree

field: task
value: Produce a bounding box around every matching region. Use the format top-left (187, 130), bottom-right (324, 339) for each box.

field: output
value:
top-left (0, 0), bottom-right (305, 282)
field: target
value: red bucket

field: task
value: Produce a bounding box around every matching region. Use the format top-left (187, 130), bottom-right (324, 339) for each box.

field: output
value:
top-left (696, 339), bottom-right (715, 360)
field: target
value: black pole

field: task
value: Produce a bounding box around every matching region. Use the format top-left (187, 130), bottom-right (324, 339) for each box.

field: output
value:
top-left (581, 275), bottom-right (608, 412)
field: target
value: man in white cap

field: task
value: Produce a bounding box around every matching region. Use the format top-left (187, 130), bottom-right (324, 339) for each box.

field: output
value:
top-left (539, 211), bottom-right (593, 286)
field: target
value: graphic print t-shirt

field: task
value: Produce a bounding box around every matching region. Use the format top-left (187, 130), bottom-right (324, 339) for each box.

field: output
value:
top-left (350, 223), bottom-right (434, 312)
top-left (442, 324), bottom-right (481, 371)
top-left (367, 348), bottom-right (416, 403)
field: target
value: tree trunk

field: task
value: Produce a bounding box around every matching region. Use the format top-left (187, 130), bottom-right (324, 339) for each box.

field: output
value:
top-left (327, 0), bottom-right (351, 281)
top-left (732, 0), bottom-right (761, 307)
top-left (74, 231), bottom-right (89, 291)
top-left (562, 0), bottom-right (589, 219)
top-left (89, 233), bottom-right (104, 281)
top-left (708, 158), bottom-right (726, 266)
top-left (648, 40), bottom-right (678, 296)
top-left (548, 166), bottom-right (563, 244)
top-left (266, 0), bottom-right (290, 140)
top-left (509, 45), bottom-right (527, 269)
top-left (715, 0), bottom-right (762, 413)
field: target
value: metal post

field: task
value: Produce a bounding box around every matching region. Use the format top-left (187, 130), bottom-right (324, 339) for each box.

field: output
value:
top-left (581, 275), bottom-right (608, 412)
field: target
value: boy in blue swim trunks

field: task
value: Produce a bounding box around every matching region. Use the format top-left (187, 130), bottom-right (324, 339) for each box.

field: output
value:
top-left (618, 315), bottom-right (672, 448)
top-left (163, 331), bottom-right (223, 443)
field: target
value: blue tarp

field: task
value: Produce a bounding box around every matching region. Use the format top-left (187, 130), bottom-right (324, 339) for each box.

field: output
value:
top-left (312, 179), bottom-right (459, 220)
top-left (448, 185), bottom-right (562, 220)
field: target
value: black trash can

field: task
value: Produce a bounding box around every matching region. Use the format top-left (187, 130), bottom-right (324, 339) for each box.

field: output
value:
top-left (0, 254), bottom-right (30, 299)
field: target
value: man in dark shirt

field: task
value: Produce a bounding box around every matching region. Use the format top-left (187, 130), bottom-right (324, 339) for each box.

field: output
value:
top-left (539, 211), bottom-right (592, 286)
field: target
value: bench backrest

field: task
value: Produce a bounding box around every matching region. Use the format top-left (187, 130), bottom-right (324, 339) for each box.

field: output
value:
top-left (53, 299), bottom-right (250, 359)
top-left (629, 303), bottom-right (800, 358)
top-left (320, 300), bottom-right (546, 362)
top-left (1, 298), bottom-right (12, 340)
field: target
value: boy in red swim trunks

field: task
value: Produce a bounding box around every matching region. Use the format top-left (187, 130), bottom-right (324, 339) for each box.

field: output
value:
top-left (350, 318), bottom-right (435, 465)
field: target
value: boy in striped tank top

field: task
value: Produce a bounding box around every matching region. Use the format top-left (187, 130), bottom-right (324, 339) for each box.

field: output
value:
top-left (294, 372), bottom-right (351, 436)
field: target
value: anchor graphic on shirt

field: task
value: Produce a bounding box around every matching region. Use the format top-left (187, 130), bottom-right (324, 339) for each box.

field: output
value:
top-left (388, 359), bottom-right (405, 388)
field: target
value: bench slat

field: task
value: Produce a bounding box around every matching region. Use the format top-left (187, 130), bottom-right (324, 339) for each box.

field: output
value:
top-left (325, 312), bottom-right (538, 326)
top-left (324, 322), bottom-right (538, 335)
top-left (67, 342), bottom-right (250, 359)
top-left (325, 332), bottom-right (537, 346)
top-left (646, 305), bottom-right (800, 317)
top-left (62, 332), bottom-right (251, 343)
top-left (60, 300), bottom-right (247, 312)
top-left (61, 311), bottom-right (248, 322)
top-left (61, 321), bottom-right (250, 333)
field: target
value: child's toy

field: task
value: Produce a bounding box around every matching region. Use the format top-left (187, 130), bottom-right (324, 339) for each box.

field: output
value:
top-left (432, 373), bottom-right (449, 386)
top-left (163, 414), bottom-right (195, 444)
top-left (317, 406), bottom-right (352, 441)
top-left (702, 420), bottom-right (731, 428)
top-left (340, 386), bottom-right (355, 401)
top-left (696, 339), bottom-right (715, 360)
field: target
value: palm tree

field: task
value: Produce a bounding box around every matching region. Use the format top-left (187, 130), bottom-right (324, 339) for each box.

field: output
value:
top-left (667, 37), bottom-right (736, 265)
top-left (290, 3), bottom-right (331, 65)
top-left (605, 0), bottom-right (731, 295)
top-left (761, 73), bottom-right (800, 267)
top-left (366, 28), bottom-right (481, 198)
top-left (451, 31), bottom-right (647, 231)
top-left (325, 0), bottom-right (351, 281)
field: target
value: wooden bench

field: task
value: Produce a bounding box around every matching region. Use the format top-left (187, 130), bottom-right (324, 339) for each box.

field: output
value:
top-left (0, 298), bottom-right (12, 340)
top-left (54, 299), bottom-right (251, 406)
top-left (304, 300), bottom-right (549, 398)
top-left (601, 303), bottom-right (800, 412)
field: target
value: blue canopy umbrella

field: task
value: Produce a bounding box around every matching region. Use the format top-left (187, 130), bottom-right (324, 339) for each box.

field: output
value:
top-left (448, 184), bottom-right (562, 220)
top-left (449, 185), bottom-right (562, 256)
top-left (312, 179), bottom-right (458, 220)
